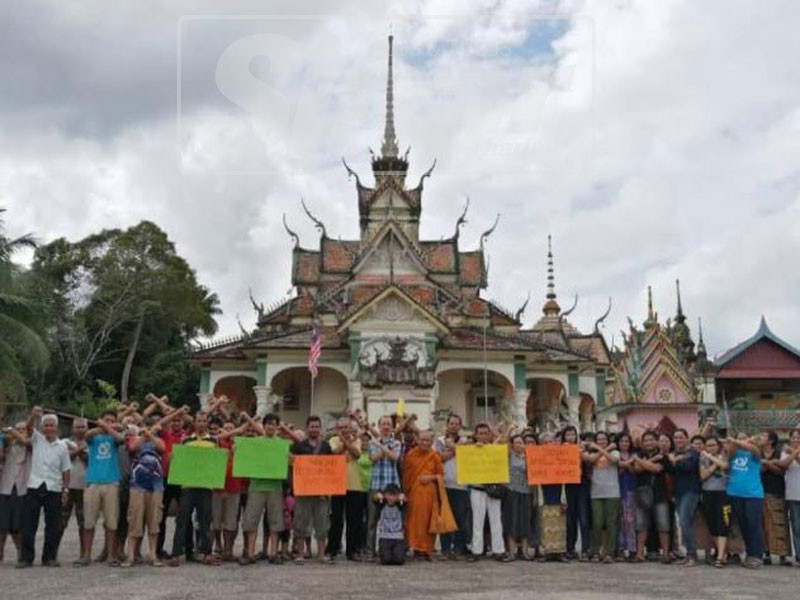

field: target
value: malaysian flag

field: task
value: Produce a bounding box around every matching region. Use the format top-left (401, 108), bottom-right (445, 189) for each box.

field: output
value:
top-left (308, 322), bottom-right (321, 379)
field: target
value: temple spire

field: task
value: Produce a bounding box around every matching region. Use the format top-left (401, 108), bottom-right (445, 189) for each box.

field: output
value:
top-left (381, 35), bottom-right (398, 159)
top-left (697, 317), bottom-right (707, 354)
top-left (675, 279), bottom-right (686, 323)
top-left (644, 285), bottom-right (656, 329)
top-left (542, 235), bottom-right (561, 316)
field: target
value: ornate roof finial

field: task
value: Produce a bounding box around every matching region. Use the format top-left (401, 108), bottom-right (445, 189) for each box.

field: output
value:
top-left (381, 34), bottom-right (399, 159)
top-left (542, 235), bottom-right (561, 316)
top-left (341, 157), bottom-right (362, 187)
top-left (282, 213), bottom-right (299, 249)
top-left (453, 195), bottom-right (469, 239)
top-left (300, 197), bottom-right (327, 238)
top-left (479, 213), bottom-right (500, 251)
top-left (675, 278), bottom-right (686, 323)
top-left (594, 297), bottom-right (613, 334)
top-left (514, 292), bottom-right (530, 322)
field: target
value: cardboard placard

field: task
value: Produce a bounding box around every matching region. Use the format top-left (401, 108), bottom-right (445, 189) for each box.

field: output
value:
top-left (232, 436), bottom-right (290, 479)
top-left (455, 444), bottom-right (510, 485)
top-left (292, 455), bottom-right (347, 496)
top-left (525, 444), bottom-right (581, 484)
top-left (167, 444), bottom-right (227, 489)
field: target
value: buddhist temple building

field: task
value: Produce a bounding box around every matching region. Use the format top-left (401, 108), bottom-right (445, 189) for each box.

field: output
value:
top-left (190, 36), bottom-right (612, 431)
top-left (715, 316), bottom-right (800, 433)
top-left (599, 282), bottom-right (716, 434)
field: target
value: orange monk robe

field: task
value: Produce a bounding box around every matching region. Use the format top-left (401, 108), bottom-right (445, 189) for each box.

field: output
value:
top-left (402, 447), bottom-right (443, 554)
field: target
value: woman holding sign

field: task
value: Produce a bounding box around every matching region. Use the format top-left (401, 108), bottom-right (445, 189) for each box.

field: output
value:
top-left (501, 435), bottom-right (533, 561)
top-left (402, 431), bottom-right (453, 559)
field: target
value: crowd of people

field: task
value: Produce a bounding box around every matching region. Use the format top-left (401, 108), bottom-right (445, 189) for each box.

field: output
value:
top-left (1, 393), bottom-right (799, 571)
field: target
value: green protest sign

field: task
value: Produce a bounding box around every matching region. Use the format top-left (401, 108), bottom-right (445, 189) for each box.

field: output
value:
top-left (167, 444), bottom-right (227, 489)
top-left (232, 436), bottom-right (291, 479)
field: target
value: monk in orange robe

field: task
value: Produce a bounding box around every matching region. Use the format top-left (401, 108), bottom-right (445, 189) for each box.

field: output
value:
top-left (402, 431), bottom-right (446, 557)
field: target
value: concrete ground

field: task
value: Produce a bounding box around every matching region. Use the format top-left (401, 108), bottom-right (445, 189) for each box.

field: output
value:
top-left (2, 524), bottom-right (798, 600)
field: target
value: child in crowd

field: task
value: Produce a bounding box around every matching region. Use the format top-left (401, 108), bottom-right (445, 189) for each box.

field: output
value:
top-left (376, 483), bottom-right (406, 565)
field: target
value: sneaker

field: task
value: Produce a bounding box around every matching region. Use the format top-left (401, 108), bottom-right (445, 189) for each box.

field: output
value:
top-left (466, 554), bottom-right (480, 562)
top-left (72, 558), bottom-right (90, 567)
top-left (237, 556), bottom-right (256, 566)
top-left (743, 558), bottom-right (763, 569)
top-left (15, 561), bottom-right (33, 569)
top-left (42, 560), bottom-right (61, 567)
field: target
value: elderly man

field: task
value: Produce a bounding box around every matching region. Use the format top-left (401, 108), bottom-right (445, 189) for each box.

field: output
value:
top-left (0, 421), bottom-right (32, 563)
top-left (18, 407), bottom-right (71, 568)
top-left (366, 415), bottom-right (402, 559)
top-left (326, 416), bottom-right (365, 561)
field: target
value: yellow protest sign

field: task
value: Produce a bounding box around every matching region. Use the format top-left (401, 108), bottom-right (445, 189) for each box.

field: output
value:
top-left (455, 444), bottom-right (509, 485)
top-left (396, 398), bottom-right (405, 416)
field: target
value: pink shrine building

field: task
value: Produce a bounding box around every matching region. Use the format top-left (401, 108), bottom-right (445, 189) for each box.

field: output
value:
top-left (598, 283), bottom-right (716, 435)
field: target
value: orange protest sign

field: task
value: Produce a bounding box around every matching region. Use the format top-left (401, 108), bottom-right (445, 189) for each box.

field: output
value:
top-left (292, 455), bottom-right (347, 496)
top-left (525, 445), bottom-right (581, 485)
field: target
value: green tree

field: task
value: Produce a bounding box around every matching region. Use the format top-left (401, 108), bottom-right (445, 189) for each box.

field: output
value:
top-left (32, 220), bottom-right (220, 406)
top-left (0, 209), bottom-right (48, 414)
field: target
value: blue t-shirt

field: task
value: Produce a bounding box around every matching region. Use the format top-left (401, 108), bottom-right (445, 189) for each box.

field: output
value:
top-left (86, 434), bottom-right (121, 485)
top-left (130, 441), bottom-right (164, 493)
top-left (726, 449), bottom-right (764, 499)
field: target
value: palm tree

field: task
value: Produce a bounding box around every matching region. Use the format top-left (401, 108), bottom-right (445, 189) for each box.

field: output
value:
top-left (0, 209), bottom-right (48, 410)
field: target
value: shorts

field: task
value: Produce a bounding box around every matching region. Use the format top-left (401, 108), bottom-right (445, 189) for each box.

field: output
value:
top-left (84, 482), bottom-right (120, 530)
top-left (635, 501), bottom-right (670, 533)
top-left (61, 488), bottom-right (85, 530)
top-left (127, 489), bottom-right (163, 537)
top-left (242, 491), bottom-right (284, 533)
top-left (702, 490), bottom-right (731, 537)
top-left (212, 492), bottom-right (241, 532)
top-left (293, 496), bottom-right (330, 540)
top-left (0, 489), bottom-right (25, 532)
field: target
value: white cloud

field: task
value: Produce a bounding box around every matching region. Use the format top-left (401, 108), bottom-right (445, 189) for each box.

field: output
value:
top-left (2, 0), bottom-right (799, 359)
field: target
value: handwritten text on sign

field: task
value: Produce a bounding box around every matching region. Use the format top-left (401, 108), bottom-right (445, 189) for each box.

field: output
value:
top-left (455, 444), bottom-right (510, 485)
top-left (292, 455), bottom-right (347, 496)
top-left (526, 445), bottom-right (581, 485)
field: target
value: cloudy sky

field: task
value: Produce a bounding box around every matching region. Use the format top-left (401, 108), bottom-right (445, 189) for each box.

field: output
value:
top-left (3, 0), bottom-right (799, 357)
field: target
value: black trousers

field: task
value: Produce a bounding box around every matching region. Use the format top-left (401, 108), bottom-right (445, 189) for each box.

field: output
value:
top-left (21, 484), bottom-right (62, 564)
top-left (172, 488), bottom-right (211, 557)
top-left (379, 538), bottom-right (406, 565)
top-left (157, 484), bottom-right (193, 557)
top-left (326, 491), bottom-right (368, 558)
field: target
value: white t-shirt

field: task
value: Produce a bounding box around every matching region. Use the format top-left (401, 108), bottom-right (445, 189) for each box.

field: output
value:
top-left (782, 451), bottom-right (800, 501)
top-left (27, 430), bottom-right (71, 492)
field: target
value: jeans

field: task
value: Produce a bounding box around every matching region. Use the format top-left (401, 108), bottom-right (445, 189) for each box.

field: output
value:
top-left (676, 491), bottom-right (700, 559)
top-left (786, 500), bottom-right (800, 562)
top-left (566, 483), bottom-right (591, 554)
top-left (440, 488), bottom-right (470, 554)
top-left (379, 538), bottom-right (406, 565)
top-left (730, 496), bottom-right (764, 560)
top-left (172, 488), bottom-right (212, 558)
top-left (590, 498), bottom-right (620, 556)
top-left (21, 484), bottom-right (62, 564)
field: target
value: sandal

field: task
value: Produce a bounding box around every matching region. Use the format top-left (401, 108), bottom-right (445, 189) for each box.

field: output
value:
top-left (202, 555), bottom-right (221, 566)
top-left (714, 559), bottom-right (726, 568)
top-left (150, 559), bottom-right (165, 567)
top-left (72, 558), bottom-right (90, 568)
top-left (120, 561), bottom-right (133, 568)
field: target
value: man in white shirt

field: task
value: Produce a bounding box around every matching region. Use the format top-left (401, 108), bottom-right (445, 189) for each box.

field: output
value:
top-left (18, 407), bottom-right (71, 568)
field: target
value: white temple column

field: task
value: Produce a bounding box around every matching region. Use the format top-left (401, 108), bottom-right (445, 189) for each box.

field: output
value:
top-left (348, 380), bottom-right (365, 413)
top-left (513, 388), bottom-right (529, 424)
top-left (253, 385), bottom-right (272, 418)
top-left (566, 396), bottom-right (581, 429)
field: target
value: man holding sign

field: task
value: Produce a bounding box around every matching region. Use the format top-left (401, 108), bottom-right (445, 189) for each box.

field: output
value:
top-left (459, 423), bottom-right (507, 562)
top-left (290, 415), bottom-right (333, 563)
top-left (168, 412), bottom-right (219, 567)
top-left (239, 413), bottom-right (299, 566)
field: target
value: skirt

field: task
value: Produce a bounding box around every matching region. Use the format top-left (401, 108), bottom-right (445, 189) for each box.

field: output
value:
top-left (539, 504), bottom-right (566, 555)
top-left (763, 493), bottom-right (791, 556)
top-left (501, 490), bottom-right (532, 540)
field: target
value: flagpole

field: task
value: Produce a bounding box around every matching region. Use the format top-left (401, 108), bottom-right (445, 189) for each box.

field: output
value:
top-left (310, 373), bottom-right (315, 416)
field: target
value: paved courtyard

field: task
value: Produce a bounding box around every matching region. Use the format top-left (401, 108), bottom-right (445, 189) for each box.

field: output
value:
top-left (2, 528), bottom-right (798, 600)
